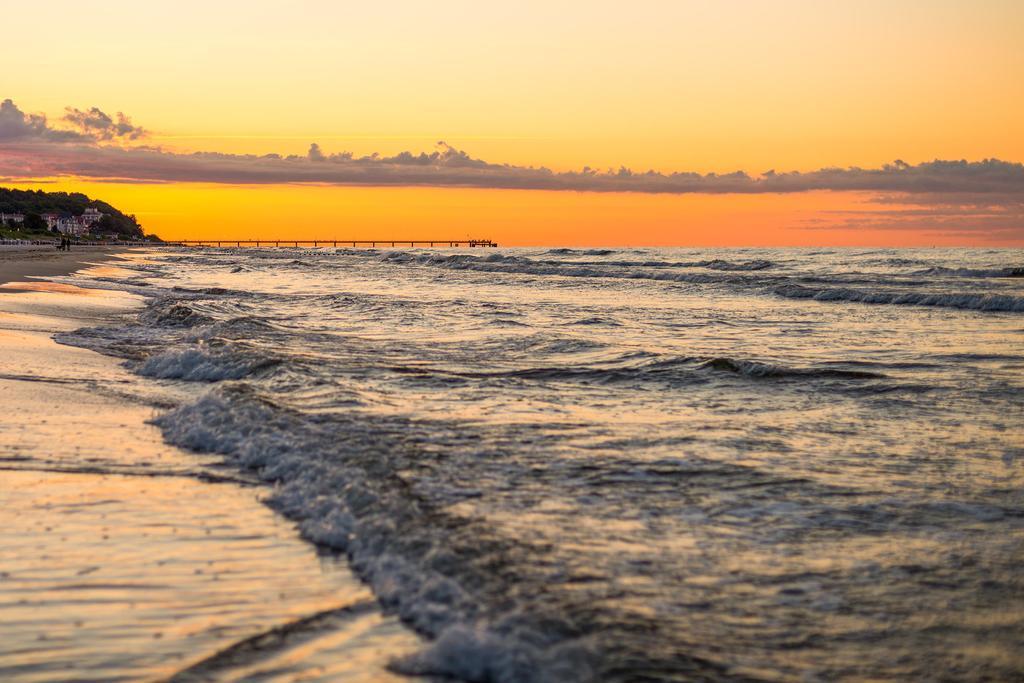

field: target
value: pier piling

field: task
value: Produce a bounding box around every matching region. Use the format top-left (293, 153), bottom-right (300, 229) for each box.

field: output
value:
top-left (165, 239), bottom-right (498, 248)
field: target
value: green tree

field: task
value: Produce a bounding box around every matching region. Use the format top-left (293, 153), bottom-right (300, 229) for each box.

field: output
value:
top-left (96, 214), bottom-right (119, 234)
top-left (0, 187), bottom-right (147, 238)
top-left (23, 212), bottom-right (46, 233)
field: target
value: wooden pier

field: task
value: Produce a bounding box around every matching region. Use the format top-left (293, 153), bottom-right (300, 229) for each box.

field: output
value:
top-left (165, 239), bottom-right (498, 248)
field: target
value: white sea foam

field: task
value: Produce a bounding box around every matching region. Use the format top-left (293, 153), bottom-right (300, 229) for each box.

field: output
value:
top-left (152, 389), bottom-right (593, 683)
top-left (52, 245), bottom-right (1024, 682)
top-left (138, 347), bottom-right (275, 381)
top-left (774, 283), bottom-right (1024, 312)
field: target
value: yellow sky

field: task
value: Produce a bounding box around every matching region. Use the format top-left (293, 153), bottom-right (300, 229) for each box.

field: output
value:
top-left (2, 0), bottom-right (1022, 244)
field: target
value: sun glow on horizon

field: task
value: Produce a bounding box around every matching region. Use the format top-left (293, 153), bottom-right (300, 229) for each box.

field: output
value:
top-left (7, 178), bottom-right (1008, 247)
top-left (1, 0), bottom-right (1021, 245)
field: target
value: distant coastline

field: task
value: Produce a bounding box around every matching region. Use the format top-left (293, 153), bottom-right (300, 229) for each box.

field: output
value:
top-left (0, 187), bottom-right (159, 242)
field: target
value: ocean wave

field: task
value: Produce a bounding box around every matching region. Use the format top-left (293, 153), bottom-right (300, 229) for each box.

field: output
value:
top-left (700, 357), bottom-right (886, 379)
top-left (392, 623), bottom-right (590, 682)
top-left (186, 316), bottom-right (281, 341)
top-left (913, 266), bottom-right (1024, 278)
top-left (171, 285), bottom-right (236, 296)
top-left (55, 325), bottom-right (165, 361)
top-left (486, 318), bottom-right (531, 327)
top-left (701, 258), bottom-right (774, 271)
top-left (565, 317), bottom-right (622, 326)
top-left (379, 251), bottom-right (762, 286)
top-left (387, 250), bottom-right (775, 273)
top-left (137, 346), bottom-right (279, 381)
top-left (858, 257), bottom-right (932, 267)
top-left (524, 337), bottom-right (611, 355)
top-left (774, 284), bottom-right (1024, 312)
top-left (449, 354), bottom-right (887, 385)
top-left (139, 302), bottom-right (214, 328)
top-left (153, 386), bottom-right (595, 683)
top-left (573, 258), bottom-right (775, 270)
top-left (92, 275), bottom-right (153, 288)
top-left (544, 248), bottom-right (616, 256)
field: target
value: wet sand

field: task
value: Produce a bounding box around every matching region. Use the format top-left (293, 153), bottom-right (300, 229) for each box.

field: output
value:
top-left (0, 257), bottom-right (420, 681)
top-left (0, 246), bottom-right (126, 292)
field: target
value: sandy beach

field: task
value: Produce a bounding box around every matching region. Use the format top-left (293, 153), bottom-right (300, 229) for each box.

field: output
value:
top-left (0, 246), bottom-right (127, 292)
top-left (0, 251), bottom-right (420, 681)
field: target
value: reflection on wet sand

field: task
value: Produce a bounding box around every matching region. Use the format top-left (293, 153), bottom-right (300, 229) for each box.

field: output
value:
top-left (0, 280), bottom-right (420, 682)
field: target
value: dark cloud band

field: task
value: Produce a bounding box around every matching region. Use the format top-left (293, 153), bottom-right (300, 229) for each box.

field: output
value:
top-left (2, 98), bottom-right (1022, 205)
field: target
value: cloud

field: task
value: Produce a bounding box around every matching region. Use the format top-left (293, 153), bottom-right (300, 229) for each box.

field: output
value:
top-left (1, 100), bottom-right (1022, 235)
top-left (1, 99), bottom-right (147, 144)
top-left (307, 142), bottom-right (325, 161)
top-left (6, 96), bottom-right (1018, 238)
top-left (62, 106), bottom-right (146, 140)
top-left (800, 194), bottom-right (1024, 239)
top-left (0, 98), bottom-right (90, 142)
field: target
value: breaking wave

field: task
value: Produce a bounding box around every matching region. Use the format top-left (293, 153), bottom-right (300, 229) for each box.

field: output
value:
top-left (774, 284), bottom-right (1024, 312)
top-left (699, 357), bottom-right (886, 379)
top-left (914, 266), bottom-right (1024, 279)
top-left (139, 301), bottom-right (214, 328)
top-left (153, 386), bottom-right (596, 683)
top-left (137, 346), bottom-right (279, 381)
top-left (379, 251), bottom-right (772, 286)
top-left (439, 354), bottom-right (887, 386)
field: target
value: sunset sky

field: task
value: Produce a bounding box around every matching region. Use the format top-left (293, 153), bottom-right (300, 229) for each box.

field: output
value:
top-left (1, 0), bottom-right (1022, 245)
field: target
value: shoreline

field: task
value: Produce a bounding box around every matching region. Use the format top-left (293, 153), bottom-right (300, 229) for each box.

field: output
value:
top-left (0, 245), bottom-right (131, 291)
top-left (0, 253), bottom-right (421, 681)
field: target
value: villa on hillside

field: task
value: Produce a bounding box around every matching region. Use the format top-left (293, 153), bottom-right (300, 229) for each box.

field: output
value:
top-left (0, 212), bottom-right (25, 225)
top-left (42, 207), bottom-right (106, 236)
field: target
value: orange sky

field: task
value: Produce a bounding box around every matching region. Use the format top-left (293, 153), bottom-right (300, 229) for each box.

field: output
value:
top-left (2, 1), bottom-right (1022, 245)
top-left (7, 180), bottom-right (998, 248)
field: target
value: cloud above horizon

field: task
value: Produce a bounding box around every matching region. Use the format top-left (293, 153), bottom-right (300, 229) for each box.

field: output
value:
top-left (0, 99), bottom-right (146, 144)
top-left (61, 106), bottom-right (146, 141)
top-left (1, 98), bottom-right (1022, 236)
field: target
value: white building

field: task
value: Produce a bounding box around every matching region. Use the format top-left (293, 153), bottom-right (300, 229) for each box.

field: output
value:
top-left (41, 209), bottom-right (106, 236)
top-left (81, 207), bottom-right (104, 225)
top-left (0, 212), bottom-right (24, 225)
top-left (60, 217), bottom-right (91, 237)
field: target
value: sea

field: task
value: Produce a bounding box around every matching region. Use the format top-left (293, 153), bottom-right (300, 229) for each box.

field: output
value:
top-left (50, 246), bottom-right (1024, 681)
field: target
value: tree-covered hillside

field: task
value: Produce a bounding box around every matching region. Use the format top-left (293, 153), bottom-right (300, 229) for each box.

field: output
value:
top-left (0, 187), bottom-right (147, 238)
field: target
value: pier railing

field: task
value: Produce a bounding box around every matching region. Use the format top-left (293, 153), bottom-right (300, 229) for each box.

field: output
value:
top-left (164, 239), bottom-right (498, 248)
